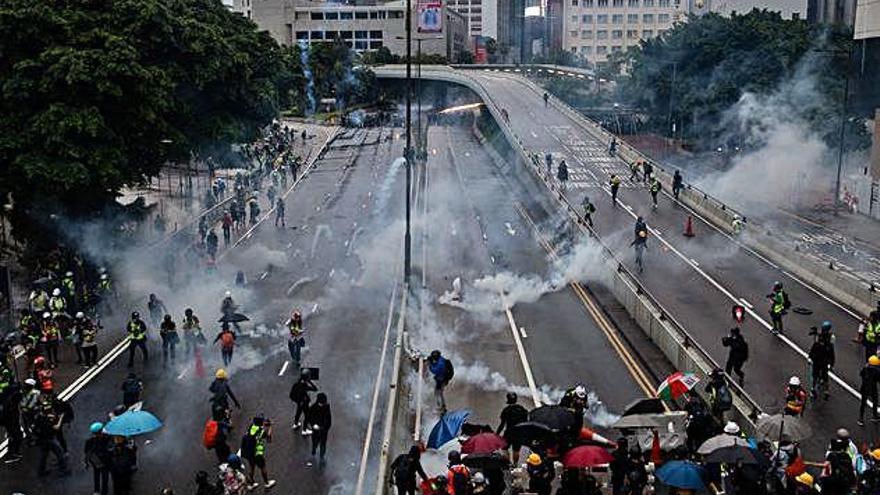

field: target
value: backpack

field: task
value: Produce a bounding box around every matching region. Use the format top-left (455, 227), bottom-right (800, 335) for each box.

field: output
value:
top-left (220, 332), bottom-right (235, 349)
top-left (203, 419), bottom-right (219, 449)
top-left (783, 291), bottom-right (792, 310)
top-left (391, 454), bottom-right (414, 484)
top-left (239, 431), bottom-right (257, 459)
top-left (715, 385), bottom-right (733, 412)
top-left (450, 466), bottom-right (472, 495)
top-left (443, 359), bottom-right (455, 383)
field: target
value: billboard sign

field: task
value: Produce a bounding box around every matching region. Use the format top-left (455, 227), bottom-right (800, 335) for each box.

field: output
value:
top-left (418, 1), bottom-right (443, 33)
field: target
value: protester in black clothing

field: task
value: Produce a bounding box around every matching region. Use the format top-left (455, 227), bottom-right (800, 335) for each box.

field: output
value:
top-left (85, 422), bottom-right (112, 495)
top-left (610, 438), bottom-right (632, 495)
top-left (391, 446), bottom-right (429, 495)
top-left (0, 376), bottom-right (23, 462)
top-left (306, 392), bottom-right (331, 461)
top-left (289, 370), bottom-right (318, 433)
top-left (34, 402), bottom-right (68, 477)
top-left (121, 373), bottom-right (143, 409)
top-left (809, 325), bottom-right (835, 400)
top-left (108, 436), bottom-right (137, 495)
top-left (209, 369), bottom-right (241, 419)
top-left (496, 392), bottom-right (528, 461)
top-left (859, 356), bottom-right (880, 426)
top-left (722, 327), bottom-right (749, 384)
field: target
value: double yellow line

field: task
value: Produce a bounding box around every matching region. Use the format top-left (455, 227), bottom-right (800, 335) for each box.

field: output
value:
top-left (514, 201), bottom-right (659, 400)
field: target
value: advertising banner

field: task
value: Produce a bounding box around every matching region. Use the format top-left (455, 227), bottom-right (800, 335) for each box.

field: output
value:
top-left (418, 1), bottom-right (443, 33)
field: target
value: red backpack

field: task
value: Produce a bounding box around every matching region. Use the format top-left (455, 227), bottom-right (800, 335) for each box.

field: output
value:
top-left (203, 419), bottom-right (219, 449)
top-left (220, 332), bottom-right (235, 349)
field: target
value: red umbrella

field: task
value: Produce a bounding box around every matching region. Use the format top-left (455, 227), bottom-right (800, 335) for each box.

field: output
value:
top-left (562, 445), bottom-right (614, 468)
top-left (460, 432), bottom-right (508, 454)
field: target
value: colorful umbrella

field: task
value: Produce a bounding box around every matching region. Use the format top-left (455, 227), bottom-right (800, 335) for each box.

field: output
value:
top-left (655, 460), bottom-right (706, 490)
top-left (427, 409), bottom-right (471, 449)
top-left (656, 372), bottom-right (700, 401)
top-left (103, 410), bottom-right (163, 437)
top-left (562, 445), bottom-right (614, 468)
top-left (460, 432), bottom-right (507, 454)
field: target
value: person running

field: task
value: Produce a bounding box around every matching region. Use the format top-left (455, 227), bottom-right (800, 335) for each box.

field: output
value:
top-left (628, 160), bottom-right (641, 182)
top-left (240, 415), bottom-right (276, 489)
top-left (391, 446), bottom-right (429, 495)
top-left (557, 160), bottom-right (569, 190)
top-left (159, 314), bottom-right (179, 365)
top-left (496, 392), bottom-right (528, 463)
top-left (609, 174), bottom-right (621, 206)
top-left (722, 327), bottom-right (748, 385)
top-left (182, 308), bottom-right (203, 357)
top-left (581, 196), bottom-right (596, 227)
top-left (274, 197), bottom-right (286, 228)
top-left (767, 281), bottom-right (790, 335)
top-left (858, 355), bottom-right (880, 426)
top-left (147, 294), bottom-right (167, 328)
top-left (210, 369), bottom-right (241, 418)
top-left (649, 176), bottom-right (661, 209)
top-left (428, 350), bottom-right (454, 413)
top-left (306, 392), bottom-right (331, 463)
top-left (214, 324), bottom-right (236, 366)
top-left (286, 311), bottom-right (305, 367)
top-left (289, 369), bottom-right (317, 434)
top-left (126, 311), bottom-right (149, 367)
top-left (783, 376), bottom-right (808, 416)
top-left (85, 422), bottom-right (112, 495)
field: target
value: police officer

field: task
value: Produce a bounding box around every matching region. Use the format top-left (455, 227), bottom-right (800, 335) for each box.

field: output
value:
top-left (859, 355), bottom-right (880, 426)
top-left (768, 281), bottom-right (789, 334)
top-left (609, 174), bottom-right (621, 205)
top-left (864, 310), bottom-right (880, 361)
top-left (126, 312), bottom-right (148, 367)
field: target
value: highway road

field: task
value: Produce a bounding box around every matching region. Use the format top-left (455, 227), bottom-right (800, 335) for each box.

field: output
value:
top-left (437, 68), bottom-right (880, 454)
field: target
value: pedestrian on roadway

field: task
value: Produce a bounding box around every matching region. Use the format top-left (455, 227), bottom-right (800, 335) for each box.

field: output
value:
top-left (642, 161), bottom-right (653, 183)
top-left (34, 400), bottom-right (69, 477)
top-left (159, 314), bottom-right (179, 365)
top-left (496, 392), bottom-right (528, 463)
top-left (630, 230), bottom-right (648, 273)
top-left (557, 160), bottom-right (569, 190)
top-left (289, 369), bottom-right (317, 434)
top-left (629, 160), bottom-right (641, 182)
top-left (649, 176), bottom-right (661, 209)
top-left (609, 174), bottom-right (621, 206)
top-left (84, 422), bottom-right (112, 495)
top-left (240, 415), bottom-right (276, 489)
top-left (108, 435), bottom-right (137, 495)
top-left (581, 196), bottom-right (596, 227)
top-left (609, 137), bottom-right (617, 157)
top-left (286, 310), bottom-right (305, 368)
top-left (148, 293), bottom-right (167, 328)
top-left (808, 322), bottom-right (835, 400)
top-left (306, 392), bottom-right (331, 463)
top-left (862, 309), bottom-right (880, 362)
top-left (767, 281), bottom-right (790, 335)
top-left (214, 323), bottom-right (236, 366)
top-left (122, 372), bottom-right (143, 409)
top-left (673, 170), bottom-right (684, 199)
top-left (206, 229), bottom-right (219, 260)
top-left (428, 350), bottom-right (454, 413)
top-left (210, 369), bottom-right (241, 418)
top-left (182, 308), bottom-right (203, 357)
top-left (390, 446), bottom-right (429, 495)
top-left (222, 211), bottom-right (233, 246)
top-left (858, 355), bottom-right (880, 426)
top-left (274, 197), bottom-right (286, 228)
top-left (543, 92), bottom-right (549, 106)
top-left (722, 327), bottom-right (748, 385)
top-left (705, 368), bottom-right (733, 420)
top-left (545, 152), bottom-right (553, 175)
top-left (125, 311), bottom-right (149, 367)
top-left (783, 376), bottom-right (807, 416)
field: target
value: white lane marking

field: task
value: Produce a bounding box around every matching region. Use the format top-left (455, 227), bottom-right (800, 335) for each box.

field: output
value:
top-left (354, 284), bottom-right (400, 495)
top-left (260, 271), bottom-right (269, 280)
top-left (691, 258), bottom-right (700, 267)
top-left (177, 367), bottom-right (189, 380)
top-left (329, 268), bottom-right (335, 279)
top-left (499, 288), bottom-right (541, 407)
top-left (278, 360), bottom-right (290, 377)
top-left (520, 326), bottom-right (528, 339)
top-left (739, 298), bottom-right (754, 310)
top-left (311, 303), bottom-right (319, 314)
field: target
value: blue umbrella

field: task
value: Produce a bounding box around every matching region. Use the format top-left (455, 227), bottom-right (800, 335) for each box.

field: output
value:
top-left (104, 410), bottom-right (163, 437)
top-left (427, 409), bottom-right (471, 449)
top-left (655, 460), bottom-right (706, 490)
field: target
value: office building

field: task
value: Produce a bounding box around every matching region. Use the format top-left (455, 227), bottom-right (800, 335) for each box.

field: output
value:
top-left (683, 0), bottom-right (807, 18)
top-left (807, 0), bottom-right (856, 24)
top-left (249, 0), bottom-right (470, 59)
top-left (562, 0), bottom-right (677, 64)
top-left (447, 0), bottom-right (500, 38)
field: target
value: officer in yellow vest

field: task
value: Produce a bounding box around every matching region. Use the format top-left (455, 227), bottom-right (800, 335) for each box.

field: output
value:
top-left (865, 312), bottom-right (880, 362)
top-left (126, 312), bottom-right (148, 367)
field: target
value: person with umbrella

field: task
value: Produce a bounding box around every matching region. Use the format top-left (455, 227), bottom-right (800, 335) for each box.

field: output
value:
top-left (496, 392), bottom-right (528, 462)
top-left (610, 438), bottom-right (632, 495)
top-left (526, 453), bottom-right (554, 495)
top-left (214, 323), bottom-right (236, 366)
top-left (390, 445), bottom-right (428, 495)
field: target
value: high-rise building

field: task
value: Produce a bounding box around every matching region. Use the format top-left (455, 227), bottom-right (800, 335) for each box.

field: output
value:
top-left (683, 0), bottom-right (807, 18)
top-left (497, 0), bottom-right (527, 62)
top-left (248, 0), bottom-right (470, 59)
top-left (807, 0), bottom-right (856, 25)
top-left (562, 0), bottom-right (677, 64)
top-left (854, 0), bottom-right (880, 181)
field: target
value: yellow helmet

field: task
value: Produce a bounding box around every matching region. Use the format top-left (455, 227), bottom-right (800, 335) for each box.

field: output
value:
top-left (527, 453), bottom-right (542, 466)
top-left (795, 472), bottom-right (814, 487)
top-left (869, 355), bottom-right (880, 366)
top-left (871, 449), bottom-right (880, 461)
top-left (215, 369), bottom-right (228, 380)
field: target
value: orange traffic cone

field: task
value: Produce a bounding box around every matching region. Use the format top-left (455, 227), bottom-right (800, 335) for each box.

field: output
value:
top-left (683, 215), bottom-right (695, 237)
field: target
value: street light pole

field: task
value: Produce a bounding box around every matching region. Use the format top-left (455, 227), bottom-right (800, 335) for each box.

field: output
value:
top-left (404, 0), bottom-right (412, 281)
top-left (834, 73), bottom-right (850, 214)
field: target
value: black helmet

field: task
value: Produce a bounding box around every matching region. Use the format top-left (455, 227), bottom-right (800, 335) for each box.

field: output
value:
top-left (773, 281), bottom-right (783, 290)
top-left (429, 350), bottom-right (441, 360)
top-left (163, 314), bottom-right (171, 322)
top-left (506, 392), bottom-right (518, 404)
top-left (831, 438), bottom-right (847, 451)
top-left (131, 311), bottom-right (139, 319)
top-left (448, 450), bottom-right (461, 463)
top-left (185, 308), bottom-right (193, 316)
top-left (730, 327), bottom-right (740, 335)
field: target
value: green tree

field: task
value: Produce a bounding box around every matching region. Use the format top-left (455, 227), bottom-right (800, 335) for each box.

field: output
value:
top-left (0, 0), bottom-right (293, 231)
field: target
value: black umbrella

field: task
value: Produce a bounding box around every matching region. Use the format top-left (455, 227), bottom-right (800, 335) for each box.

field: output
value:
top-left (218, 313), bottom-right (250, 323)
top-left (505, 421), bottom-right (556, 447)
top-left (529, 405), bottom-right (579, 432)
top-left (462, 453), bottom-right (510, 471)
top-left (703, 445), bottom-right (763, 465)
top-left (622, 398), bottom-right (665, 416)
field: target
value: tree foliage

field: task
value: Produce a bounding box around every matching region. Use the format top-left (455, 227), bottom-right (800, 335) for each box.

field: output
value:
top-left (0, 0), bottom-right (291, 217)
top-left (615, 9), bottom-right (866, 149)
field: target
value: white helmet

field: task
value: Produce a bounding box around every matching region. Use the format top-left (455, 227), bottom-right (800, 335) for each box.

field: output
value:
top-left (65, 271), bottom-right (73, 277)
top-left (75, 312), bottom-right (85, 319)
top-left (723, 421), bottom-right (740, 435)
top-left (225, 291), bottom-right (232, 297)
top-left (52, 288), bottom-right (61, 296)
top-left (574, 385), bottom-right (587, 399)
top-left (100, 274), bottom-right (108, 280)
top-left (472, 472), bottom-right (486, 485)
top-left (24, 378), bottom-right (37, 387)
top-left (42, 312), bottom-right (51, 319)
top-left (789, 376), bottom-right (801, 387)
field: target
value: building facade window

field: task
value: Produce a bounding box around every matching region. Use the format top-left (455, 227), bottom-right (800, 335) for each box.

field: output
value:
top-left (389, 10), bottom-right (403, 18)
top-left (572, 0), bottom-right (579, 4)
top-left (612, 45), bottom-right (622, 52)
top-left (582, 30), bottom-right (593, 38)
top-left (570, 30), bottom-right (579, 37)
top-left (658, 13), bottom-right (669, 22)
top-left (597, 14), bottom-right (608, 23)
top-left (628, 13), bottom-right (638, 22)
top-left (597, 45), bottom-right (608, 54)
top-left (658, 0), bottom-right (670, 6)
top-left (598, 0), bottom-right (608, 7)
top-left (325, 12), bottom-right (338, 20)
top-left (612, 14), bottom-right (623, 23)
top-left (626, 29), bottom-right (638, 38)
top-left (643, 13), bottom-right (654, 23)
top-left (582, 46), bottom-right (592, 54)
top-left (310, 31), bottom-right (323, 39)
top-left (642, 29), bottom-right (653, 37)
top-left (597, 29), bottom-right (608, 39)
top-left (612, 29), bottom-right (623, 38)
top-left (612, 0), bottom-right (624, 6)
top-left (310, 12), bottom-right (323, 20)
top-left (572, 15), bottom-right (579, 23)
top-left (355, 11), bottom-right (368, 19)
top-left (582, 14), bottom-right (593, 22)
top-left (340, 11), bottom-right (353, 19)
top-left (296, 31), bottom-right (309, 40)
